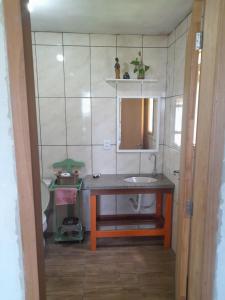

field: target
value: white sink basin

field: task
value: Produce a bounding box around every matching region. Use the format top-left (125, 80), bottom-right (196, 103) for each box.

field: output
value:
top-left (124, 176), bottom-right (157, 184)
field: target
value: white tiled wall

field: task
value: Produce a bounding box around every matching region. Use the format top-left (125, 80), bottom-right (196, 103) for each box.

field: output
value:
top-left (32, 23), bottom-right (189, 232)
top-left (164, 14), bottom-right (191, 251)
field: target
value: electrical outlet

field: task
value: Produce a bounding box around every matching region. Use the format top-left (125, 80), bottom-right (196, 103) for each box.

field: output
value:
top-left (103, 139), bottom-right (111, 150)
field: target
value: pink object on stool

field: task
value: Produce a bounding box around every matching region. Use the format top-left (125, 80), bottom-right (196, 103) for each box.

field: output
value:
top-left (55, 188), bottom-right (77, 206)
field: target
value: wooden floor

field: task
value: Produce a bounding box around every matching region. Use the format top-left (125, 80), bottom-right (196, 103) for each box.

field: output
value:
top-left (45, 235), bottom-right (175, 300)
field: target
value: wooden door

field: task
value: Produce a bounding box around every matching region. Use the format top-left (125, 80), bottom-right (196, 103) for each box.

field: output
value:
top-left (175, 0), bottom-right (204, 298)
top-left (120, 98), bottom-right (144, 149)
top-left (3, 0), bottom-right (45, 299)
top-left (176, 0), bottom-right (225, 299)
top-left (188, 0), bottom-right (225, 298)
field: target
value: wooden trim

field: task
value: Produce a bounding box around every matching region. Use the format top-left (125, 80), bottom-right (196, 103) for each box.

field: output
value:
top-left (90, 190), bottom-right (173, 250)
top-left (90, 195), bottom-right (97, 251)
top-left (156, 190), bottom-right (163, 217)
top-left (164, 192), bottom-right (173, 249)
top-left (175, 0), bottom-right (203, 298)
top-left (96, 229), bottom-right (165, 238)
top-left (91, 188), bottom-right (174, 196)
top-left (188, 0), bottom-right (225, 298)
top-left (3, 0), bottom-right (45, 299)
top-left (96, 214), bottom-right (164, 227)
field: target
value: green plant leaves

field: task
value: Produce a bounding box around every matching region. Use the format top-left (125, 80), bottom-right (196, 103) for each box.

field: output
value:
top-left (130, 53), bottom-right (150, 78)
top-left (130, 58), bottom-right (140, 66)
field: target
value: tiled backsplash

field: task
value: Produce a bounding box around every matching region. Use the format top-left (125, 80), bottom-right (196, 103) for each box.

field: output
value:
top-left (32, 16), bottom-right (190, 235)
top-left (32, 32), bottom-right (167, 178)
top-left (164, 14), bottom-right (191, 251)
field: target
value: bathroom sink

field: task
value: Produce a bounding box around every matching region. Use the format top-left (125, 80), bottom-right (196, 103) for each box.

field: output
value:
top-left (124, 176), bottom-right (158, 184)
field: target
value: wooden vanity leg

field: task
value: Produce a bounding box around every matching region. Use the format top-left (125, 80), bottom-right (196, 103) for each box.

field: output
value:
top-left (164, 192), bottom-right (173, 249)
top-left (156, 191), bottom-right (163, 217)
top-left (90, 194), bottom-right (97, 251)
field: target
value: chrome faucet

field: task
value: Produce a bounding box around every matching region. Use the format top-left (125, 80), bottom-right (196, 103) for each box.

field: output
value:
top-left (149, 153), bottom-right (157, 176)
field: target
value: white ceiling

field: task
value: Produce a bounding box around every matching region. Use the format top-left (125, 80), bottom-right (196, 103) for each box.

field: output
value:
top-left (30, 0), bottom-right (193, 35)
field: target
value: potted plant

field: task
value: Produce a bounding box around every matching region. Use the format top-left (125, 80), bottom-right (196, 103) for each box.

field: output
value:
top-left (130, 51), bottom-right (150, 79)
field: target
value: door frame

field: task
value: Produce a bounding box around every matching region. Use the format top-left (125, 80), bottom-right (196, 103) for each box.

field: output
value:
top-left (3, 0), bottom-right (225, 299)
top-left (175, 0), bottom-right (204, 298)
top-left (188, 0), bottom-right (225, 298)
top-left (3, 0), bottom-right (45, 299)
top-left (176, 0), bottom-right (225, 299)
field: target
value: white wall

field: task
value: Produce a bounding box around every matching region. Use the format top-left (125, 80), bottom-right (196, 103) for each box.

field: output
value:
top-left (163, 14), bottom-right (191, 251)
top-left (32, 32), bottom-right (168, 228)
top-left (214, 144), bottom-right (225, 299)
top-left (0, 1), bottom-right (25, 299)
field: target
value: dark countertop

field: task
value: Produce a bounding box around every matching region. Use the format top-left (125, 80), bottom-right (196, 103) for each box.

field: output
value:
top-left (82, 174), bottom-right (175, 190)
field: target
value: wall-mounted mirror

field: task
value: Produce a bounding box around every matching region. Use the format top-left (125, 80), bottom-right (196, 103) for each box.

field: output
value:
top-left (117, 97), bottom-right (160, 152)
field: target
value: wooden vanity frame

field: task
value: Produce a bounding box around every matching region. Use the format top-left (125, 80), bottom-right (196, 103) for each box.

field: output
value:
top-left (90, 188), bottom-right (173, 251)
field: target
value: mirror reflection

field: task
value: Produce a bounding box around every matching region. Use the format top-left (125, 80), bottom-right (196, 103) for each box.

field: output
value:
top-left (118, 97), bottom-right (160, 151)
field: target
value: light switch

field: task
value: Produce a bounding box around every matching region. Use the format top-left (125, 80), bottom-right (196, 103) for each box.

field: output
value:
top-left (103, 139), bottom-right (111, 150)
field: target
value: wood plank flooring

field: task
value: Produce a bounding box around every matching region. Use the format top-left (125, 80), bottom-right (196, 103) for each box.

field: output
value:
top-left (45, 235), bottom-right (175, 300)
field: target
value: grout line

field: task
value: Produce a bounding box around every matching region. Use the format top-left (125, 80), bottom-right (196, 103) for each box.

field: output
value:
top-left (33, 43), bottom-right (168, 49)
top-left (115, 35), bottom-right (118, 177)
top-left (39, 144), bottom-right (117, 147)
top-left (139, 152), bottom-right (141, 175)
top-left (33, 33), bottom-right (44, 178)
top-left (61, 33), bottom-right (68, 158)
top-left (89, 33), bottom-right (94, 175)
top-left (167, 29), bottom-right (189, 48)
top-left (37, 96), bottom-right (116, 99)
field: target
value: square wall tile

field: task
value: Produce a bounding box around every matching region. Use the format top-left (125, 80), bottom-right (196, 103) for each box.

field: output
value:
top-left (117, 47), bottom-right (142, 79)
top-left (116, 153), bottom-right (140, 174)
top-left (81, 190), bottom-right (90, 229)
top-left (35, 32), bottom-right (62, 45)
top-left (92, 145), bottom-right (116, 174)
top-left (163, 146), bottom-right (171, 178)
top-left (39, 98), bottom-right (66, 145)
top-left (90, 34), bottom-right (116, 47)
top-left (35, 98), bottom-right (41, 145)
top-left (174, 34), bottom-right (187, 95)
top-left (117, 82), bottom-right (141, 98)
top-left (164, 96), bottom-right (183, 149)
top-left (67, 146), bottom-right (92, 176)
top-left (66, 98), bottom-right (91, 145)
top-left (92, 98), bottom-right (116, 144)
top-left (159, 97), bottom-right (165, 145)
top-left (175, 17), bottom-right (188, 40)
top-left (63, 33), bottom-right (89, 46)
top-left (36, 45), bottom-right (64, 97)
top-left (31, 32), bottom-right (35, 44)
top-left (163, 146), bottom-right (181, 182)
top-left (116, 195), bottom-right (139, 214)
top-left (38, 146), bottom-right (43, 177)
top-left (117, 35), bottom-right (142, 47)
top-left (164, 98), bottom-right (173, 147)
top-left (98, 195), bottom-right (116, 215)
top-left (42, 146), bottom-right (67, 177)
top-left (91, 47), bottom-right (116, 97)
top-left (64, 46), bottom-right (90, 97)
top-left (166, 44), bottom-right (175, 97)
top-left (140, 146), bottom-right (163, 174)
top-left (116, 47), bottom-right (142, 97)
top-left (143, 35), bottom-right (168, 48)
top-left (142, 48), bottom-right (167, 97)
top-left (139, 194), bottom-right (156, 214)
top-left (32, 45), bottom-right (38, 97)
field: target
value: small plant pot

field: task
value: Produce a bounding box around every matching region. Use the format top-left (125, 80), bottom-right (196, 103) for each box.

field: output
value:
top-left (137, 73), bottom-right (145, 79)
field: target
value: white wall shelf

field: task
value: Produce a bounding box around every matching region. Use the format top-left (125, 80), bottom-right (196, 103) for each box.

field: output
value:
top-left (106, 78), bottom-right (158, 84)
